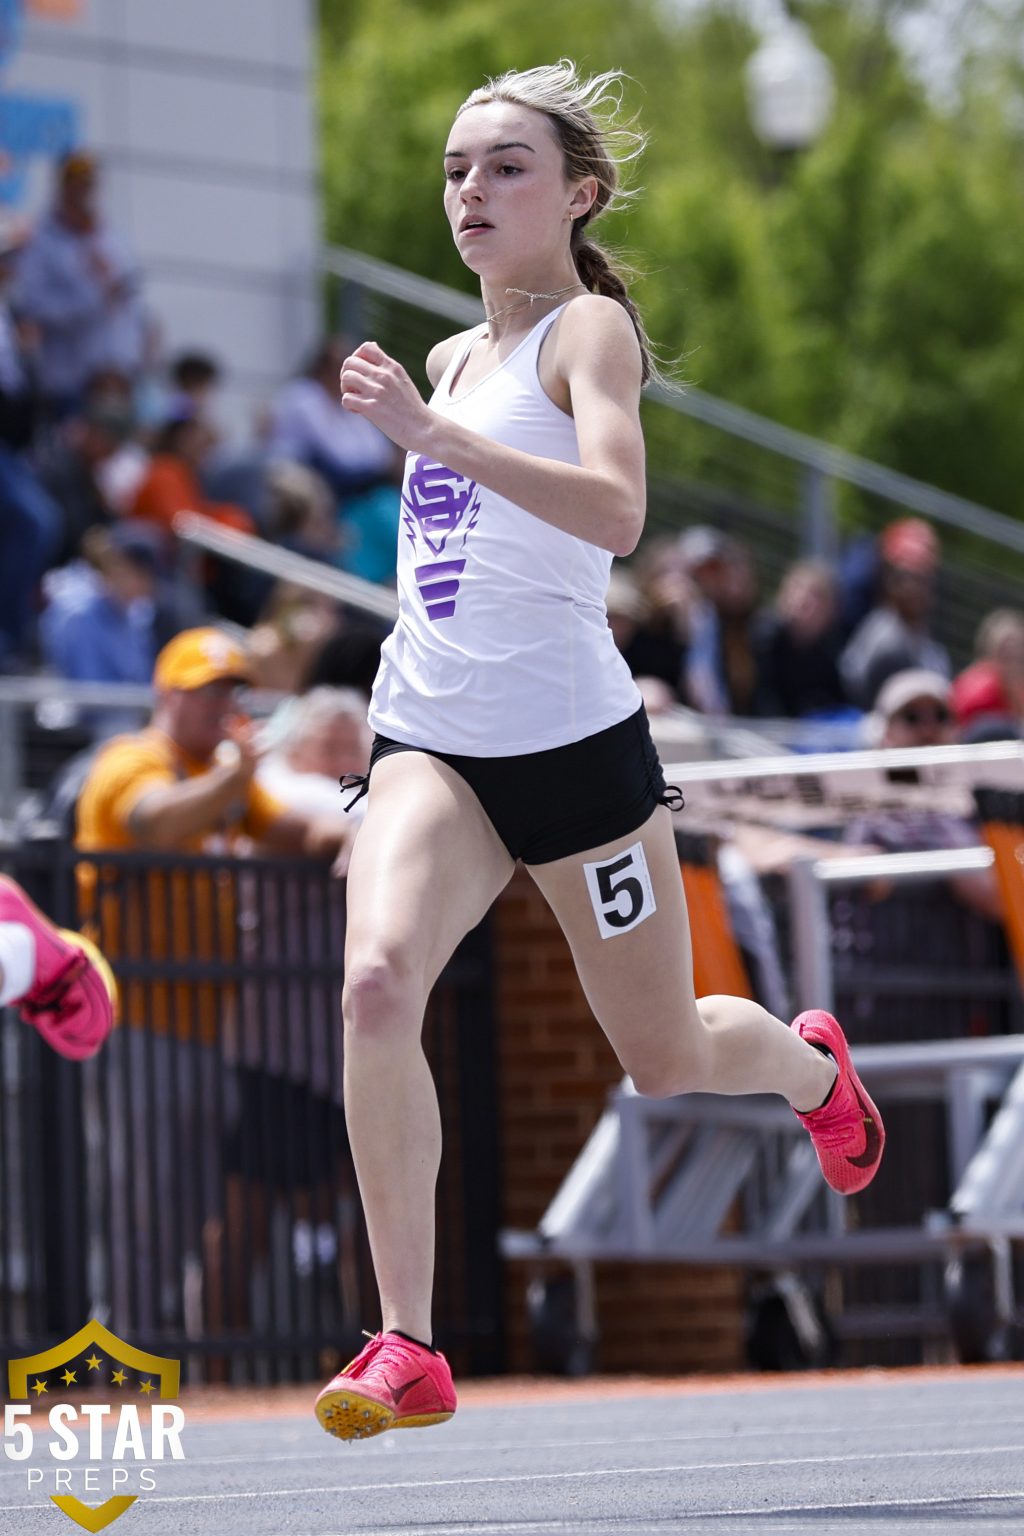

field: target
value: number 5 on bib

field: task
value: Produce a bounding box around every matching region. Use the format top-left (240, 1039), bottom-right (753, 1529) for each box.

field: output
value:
top-left (583, 841), bottom-right (657, 940)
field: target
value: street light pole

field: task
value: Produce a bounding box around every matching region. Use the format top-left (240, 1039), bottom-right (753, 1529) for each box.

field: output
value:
top-left (745, 16), bottom-right (835, 153)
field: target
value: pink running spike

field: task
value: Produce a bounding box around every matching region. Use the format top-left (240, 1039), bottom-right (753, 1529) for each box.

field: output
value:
top-left (791, 1010), bottom-right (885, 1195)
top-left (315, 1331), bottom-right (456, 1441)
top-left (0, 876), bottom-right (116, 1060)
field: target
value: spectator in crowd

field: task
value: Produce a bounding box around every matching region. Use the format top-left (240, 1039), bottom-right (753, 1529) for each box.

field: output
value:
top-left (604, 569), bottom-right (678, 714)
top-left (835, 516), bottom-right (937, 640)
top-left (75, 627), bottom-right (351, 862)
top-left (130, 405), bottom-right (262, 623)
top-left (258, 686), bottom-right (371, 822)
top-left (168, 350), bottom-right (221, 420)
top-left (952, 609), bottom-right (1024, 741)
top-left (675, 526), bottom-right (733, 714)
top-left (840, 519), bottom-right (950, 707)
top-left (268, 336), bottom-right (399, 583)
top-left (268, 336), bottom-right (396, 500)
top-left (73, 629), bottom-right (355, 1342)
top-left (164, 348), bottom-right (277, 530)
top-left (130, 407), bottom-right (252, 543)
top-left (33, 369), bottom-right (136, 566)
top-left (755, 559), bottom-right (849, 719)
top-left (624, 534), bottom-right (701, 700)
top-left (39, 523), bottom-right (186, 723)
top-left (304, 621), bottom-right (387, 698)
top-left (677, 527), bottom-right (767, 716)
top-left (248, 586), bottom-right (342, 695)
top-left (228, 462), bottom-right (344, 685)
top-left (845, 668), bottom-right (1001, 920)
top-left (263, 459), bottom-right (340, 565)
top-left (13, 151), bottom-right (147, 417)
top-left (0, 214), bottom-right (62, 667)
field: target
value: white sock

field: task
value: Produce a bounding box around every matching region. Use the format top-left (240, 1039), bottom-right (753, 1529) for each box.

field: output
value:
top-left (0, 922), bottom-right (37, 1006)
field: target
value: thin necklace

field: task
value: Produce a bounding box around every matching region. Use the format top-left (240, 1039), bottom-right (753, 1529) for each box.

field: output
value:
top-left (485, 280), bottom-right (585, 326)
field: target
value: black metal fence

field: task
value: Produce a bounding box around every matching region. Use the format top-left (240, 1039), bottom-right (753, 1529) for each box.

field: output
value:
top-left (0, 840), bottom-right (503, 1384)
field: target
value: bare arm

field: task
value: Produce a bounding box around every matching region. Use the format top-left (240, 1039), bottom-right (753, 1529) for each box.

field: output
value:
top-left (131, 773), bottom-right (353, 868)
top-left (127, 761), bottom-right (255, 849)
top-left (341, 296), bottom-right (647, 557)
top-left (259, 811), bottom-right (350, 861)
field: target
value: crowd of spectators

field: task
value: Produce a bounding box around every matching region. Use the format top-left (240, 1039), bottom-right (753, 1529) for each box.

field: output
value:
top-left (0, 149), bottom-right (400, 685)
top-left (610, 517), bottom-right (1024, 750)
top-left (4, 148), bottom-right (1024, 873)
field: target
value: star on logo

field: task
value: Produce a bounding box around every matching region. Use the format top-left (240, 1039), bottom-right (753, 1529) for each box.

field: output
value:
top-left (61, 1369), bottom-right (77, 1386)
top-left (85, 1354), bottom-right (103, 1371)
top-left (111, 1368), bottom-right (127, 1386)
top-left (139, 1379), bottom-right (155, 1395)
top-left (31, 1378), bottom-right (47, 1397)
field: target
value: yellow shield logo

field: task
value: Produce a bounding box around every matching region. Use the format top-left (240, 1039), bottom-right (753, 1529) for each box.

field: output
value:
top-left (7, 1319), bottom-right (181, 1531)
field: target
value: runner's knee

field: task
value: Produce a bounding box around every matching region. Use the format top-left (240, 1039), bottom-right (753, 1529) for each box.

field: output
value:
top-left (623, 1009), bottom-right (712, 1098)
top-left (343, 950), bottom-right (424, 1040)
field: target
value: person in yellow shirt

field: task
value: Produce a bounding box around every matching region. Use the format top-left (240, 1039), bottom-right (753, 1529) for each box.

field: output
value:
top-left (74, 628), bottom-right (356, 1342)
top-left (75, 625), bottom-right (354, 1038)
top-left (76, 626), bottom-right (348, 859)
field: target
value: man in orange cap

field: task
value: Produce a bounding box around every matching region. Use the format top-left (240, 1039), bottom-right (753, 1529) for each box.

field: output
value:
top-left (74, 629), bottom-right (355, 1341)
top-left (76, 626), bottom-right (350, 859)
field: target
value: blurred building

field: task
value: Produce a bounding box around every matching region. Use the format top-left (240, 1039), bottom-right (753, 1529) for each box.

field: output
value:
top-left (1, 0), bottom-right (320, 436)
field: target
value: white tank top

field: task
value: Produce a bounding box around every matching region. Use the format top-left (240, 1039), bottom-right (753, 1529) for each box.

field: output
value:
top-left (367, 304), bottom-right (642, 756)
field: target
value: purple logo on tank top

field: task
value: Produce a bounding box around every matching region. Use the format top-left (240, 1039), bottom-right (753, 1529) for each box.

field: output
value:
top-left (401, 455), bottom-right (481, 621)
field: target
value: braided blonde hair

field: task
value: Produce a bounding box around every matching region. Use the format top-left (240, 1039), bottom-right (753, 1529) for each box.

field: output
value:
top-left (457, 60), bottom-right (655, 385)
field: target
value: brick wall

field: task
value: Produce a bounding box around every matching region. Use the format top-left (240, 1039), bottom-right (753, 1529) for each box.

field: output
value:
top-left (492, 870), bottom-right (745, 1375)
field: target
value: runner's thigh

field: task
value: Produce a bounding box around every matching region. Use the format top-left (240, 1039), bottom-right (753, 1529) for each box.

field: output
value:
top-left (344, 749), bottom-right (515, 992)
top-left (527, 804), bottom-right (702, 1067)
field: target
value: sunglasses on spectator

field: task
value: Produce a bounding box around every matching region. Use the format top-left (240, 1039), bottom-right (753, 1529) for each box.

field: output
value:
top-left (891, 703), bottom-right (951, 726)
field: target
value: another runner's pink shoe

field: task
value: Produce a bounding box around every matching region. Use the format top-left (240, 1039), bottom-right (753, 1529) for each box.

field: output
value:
top-left (0, 876), bottom-right (117, 1060)
top-left (791, 1009), bottom-right (885, 1195)
top-left (315, 1331), bottom-right (456, 1441)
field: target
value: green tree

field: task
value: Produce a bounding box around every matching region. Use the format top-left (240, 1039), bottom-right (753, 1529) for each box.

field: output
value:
top-left (318, 0), bottom-right (1024, 515)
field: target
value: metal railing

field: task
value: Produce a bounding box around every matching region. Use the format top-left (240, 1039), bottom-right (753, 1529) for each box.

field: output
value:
top-left (0, 841), bottom-right (503, 1383)
top-left (173, 513), bottom-right (399, 623)
top-left (324, 244), bottom-right (1024, 663)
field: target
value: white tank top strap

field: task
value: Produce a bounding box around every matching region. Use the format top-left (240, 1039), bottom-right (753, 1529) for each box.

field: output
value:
top-left (437, 322), bottom-right (488, 394)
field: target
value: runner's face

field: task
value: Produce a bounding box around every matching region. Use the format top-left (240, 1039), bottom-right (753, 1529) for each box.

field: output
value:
top-left (443, 102), bottom-right (576, 276)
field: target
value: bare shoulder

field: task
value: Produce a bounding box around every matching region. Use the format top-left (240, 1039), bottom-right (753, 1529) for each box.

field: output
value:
top-left (553, 293), bottom-right (642, 376)
top-left (425, 327), bottom-right (477, 389)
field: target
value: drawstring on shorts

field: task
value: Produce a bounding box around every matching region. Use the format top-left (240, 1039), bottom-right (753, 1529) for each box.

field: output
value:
top-left (340, 772), bottom-right (370, 812)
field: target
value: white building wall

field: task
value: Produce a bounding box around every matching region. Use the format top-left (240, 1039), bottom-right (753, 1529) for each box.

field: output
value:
top-left (3, 0), bottom-right (321, 439)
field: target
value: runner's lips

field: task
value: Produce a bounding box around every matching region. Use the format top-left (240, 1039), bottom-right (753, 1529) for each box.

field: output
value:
top-left (459, 218), bottom-right (493, 234)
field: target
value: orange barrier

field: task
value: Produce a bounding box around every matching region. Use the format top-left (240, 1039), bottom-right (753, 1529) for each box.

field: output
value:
top-left (677, 832), bottom-right (753, 1000)
top-left (976, 787), bottom-right (1024, 991)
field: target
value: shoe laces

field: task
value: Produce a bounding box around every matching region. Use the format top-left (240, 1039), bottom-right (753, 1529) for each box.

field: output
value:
top-left (344, 1330), bottom-right (423, 1379)
top-left (804, 1092), bottom-right (865, 1152)
top-left (18, 948), bottom-right (87, 1020)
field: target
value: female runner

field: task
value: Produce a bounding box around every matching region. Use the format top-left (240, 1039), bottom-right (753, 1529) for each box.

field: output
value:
top-left (314, 60), bottom-right (883, 1441)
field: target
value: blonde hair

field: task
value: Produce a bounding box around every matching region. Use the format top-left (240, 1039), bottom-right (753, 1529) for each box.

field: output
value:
top-left (457, 60), bottom-right (655, 384)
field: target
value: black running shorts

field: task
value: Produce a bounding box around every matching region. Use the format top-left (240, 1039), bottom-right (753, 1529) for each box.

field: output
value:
top-left (346, 704), bottom-right (682, 865)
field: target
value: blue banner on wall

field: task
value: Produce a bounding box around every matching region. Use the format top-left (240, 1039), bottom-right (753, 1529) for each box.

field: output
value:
top-left (0, 0), bottom-right (79, 204)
